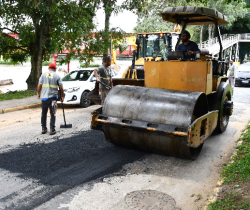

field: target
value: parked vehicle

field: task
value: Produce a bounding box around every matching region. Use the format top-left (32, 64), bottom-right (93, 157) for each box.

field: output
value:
top-left (59, 68), bottom-right (118, 108)
top-left (235, 65), bottom-right (250, 87)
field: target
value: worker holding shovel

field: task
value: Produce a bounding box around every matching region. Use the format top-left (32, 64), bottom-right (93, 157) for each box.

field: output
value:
top-left (94, 56), bottom-right (113, 105)
top-left (37, 63), bottom-right (64, 135)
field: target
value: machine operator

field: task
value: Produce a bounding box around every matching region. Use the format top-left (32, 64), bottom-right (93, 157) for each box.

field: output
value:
top-left (177, 30), bottom-right (200, 59)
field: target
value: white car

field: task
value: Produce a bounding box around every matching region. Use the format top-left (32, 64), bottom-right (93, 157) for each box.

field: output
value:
top-left (59, 68), bottom-right (118, 107)
top-left (235, 64), bottom-right (250, 87)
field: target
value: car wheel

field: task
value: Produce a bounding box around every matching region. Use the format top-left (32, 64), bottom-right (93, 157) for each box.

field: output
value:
top-left (80, 91), bottom-right (90, 108)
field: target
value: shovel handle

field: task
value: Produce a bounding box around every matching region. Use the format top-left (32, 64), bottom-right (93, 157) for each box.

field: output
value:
top-left (62, 102), bottom-right (67, 126)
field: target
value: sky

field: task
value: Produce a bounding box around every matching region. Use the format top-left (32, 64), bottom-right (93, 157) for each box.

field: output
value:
top-left (94, 3), bottom-right (138, 33)
top-left (0, 1), bottom-right (138, 33)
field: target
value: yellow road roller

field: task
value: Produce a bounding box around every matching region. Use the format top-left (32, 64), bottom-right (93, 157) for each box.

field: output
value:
top-left (91, 7), bottom-right (234, 159)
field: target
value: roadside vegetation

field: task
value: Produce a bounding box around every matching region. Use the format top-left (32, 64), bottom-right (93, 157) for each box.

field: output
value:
top-left (80, 63), bottom-right (99, 68)
top-left (0, 90), bottom-right (37, 101)
top-left (208, 122), bottom-right (250, 210)
top-left (42, 60), bottom-right (53, 66)
top-left (0, 60), bottom-right (21, 65)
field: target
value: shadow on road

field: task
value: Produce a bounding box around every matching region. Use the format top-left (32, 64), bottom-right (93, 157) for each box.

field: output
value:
top-left (0, 130), bottom-right (148, 210)
top-left (0, 130), bottom-right (147, 186)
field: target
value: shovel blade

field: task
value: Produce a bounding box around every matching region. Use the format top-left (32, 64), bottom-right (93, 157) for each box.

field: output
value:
top-left (60, 124), bottom-right (72, 128)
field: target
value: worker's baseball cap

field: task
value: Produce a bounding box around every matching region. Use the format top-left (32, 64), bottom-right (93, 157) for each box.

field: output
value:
top-left (180, 30), bottom-right (191, 39)
top-left (49, 63), bottom-right (56, 68)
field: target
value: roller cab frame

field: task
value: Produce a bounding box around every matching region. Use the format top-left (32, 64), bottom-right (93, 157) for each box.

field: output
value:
top-left (124, 31), bottom-right (180, 80)
top-left (91, 7), bottom-right (234, 159)
top-left (87, 31), bottom-right (179, 105)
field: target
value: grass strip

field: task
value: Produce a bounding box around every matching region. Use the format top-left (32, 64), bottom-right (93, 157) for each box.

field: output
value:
top-left (80, 63), bottom-right (99, 68)
top-left (0, 90), bottom-right (37, 101)
top-left (0, 61), bottom-right (21, 65)
top-left (208, 123), bottom-right (250, 210)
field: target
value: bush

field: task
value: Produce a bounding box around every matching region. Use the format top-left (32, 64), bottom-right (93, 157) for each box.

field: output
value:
top-left (42, 61), bottom-right (52, 66)
top-left (80, 63), bottom-right (99, 68)
top-left (0, 61), bottom-right (21, 65)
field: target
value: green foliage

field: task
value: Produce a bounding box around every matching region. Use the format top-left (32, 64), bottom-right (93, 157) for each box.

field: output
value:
top-left (0, 90), bottom-right (37, 101)
top-left (239, 43), bottom-right (250, 63)
top-left (80, 63), bottom-right (99, 68)
top-left (220, 0), bottom-right (250, 62)
top-left (0, 0), bottom-right (96, 87)
top-left (208, 191), bottom-right (250, 210)
top-left (221, 124), bottom-right (250, 183)
top-left (0, 61), bottom-right (11, 65)
top-left (208, 123), bottom-right (250, 209)
top-left (42, 61), bottom-right (52, 66)
top-left (134, 0), bottom-right (246, 44)
top-left (207, 0), bottom-right (246, 29)
top-left (0, 60), bottom-right (21, 65)
top-left (95, 0), bottom-right (144, 60)
top-left (57, 27), bottom-right (126, 67)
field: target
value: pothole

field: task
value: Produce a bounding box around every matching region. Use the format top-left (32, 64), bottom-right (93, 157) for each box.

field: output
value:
top-left (125, 190), bottom-right (177, 210)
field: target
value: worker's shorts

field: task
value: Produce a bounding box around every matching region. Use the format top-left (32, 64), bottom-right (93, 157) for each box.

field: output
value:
top-left (229, 77), bottom-right (235, 89)
top-left (99, 88), bottom-right (110, 105)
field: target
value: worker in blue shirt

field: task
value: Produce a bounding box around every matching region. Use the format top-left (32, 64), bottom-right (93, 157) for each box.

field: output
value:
top-left (176, 30), bottom-right (200, 59)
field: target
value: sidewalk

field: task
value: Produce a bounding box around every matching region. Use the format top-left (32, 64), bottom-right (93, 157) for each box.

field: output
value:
top-left (0, 95), bottom-right (41, 114)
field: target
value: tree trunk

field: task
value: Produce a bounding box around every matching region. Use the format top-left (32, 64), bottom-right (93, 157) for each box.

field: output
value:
top-left (26, 21), bottom-right (47, 90)
top-left (103, 0), bottom-right (112, 64)
top-left (26, 47), bottom-right (44, 90)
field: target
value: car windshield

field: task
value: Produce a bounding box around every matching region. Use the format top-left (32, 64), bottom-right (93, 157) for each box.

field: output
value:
top-left (62, 70), bottom-right (93, 81)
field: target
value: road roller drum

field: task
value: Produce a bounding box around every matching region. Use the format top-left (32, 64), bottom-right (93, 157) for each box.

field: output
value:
top-left (91, 85), bottom-right (219, 159)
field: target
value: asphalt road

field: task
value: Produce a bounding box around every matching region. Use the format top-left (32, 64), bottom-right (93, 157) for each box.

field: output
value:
top-left (0, 85), bottom-right (250, 210)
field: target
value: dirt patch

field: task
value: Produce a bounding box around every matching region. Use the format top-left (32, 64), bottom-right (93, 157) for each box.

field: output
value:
top-left (212, 181), bottom-right (250, 209)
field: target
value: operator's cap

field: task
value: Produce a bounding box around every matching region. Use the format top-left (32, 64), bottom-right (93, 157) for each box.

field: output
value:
top-left (49, 63), bottom-right (56, 68)
top-left (180, 30), bottom-right (191, 39)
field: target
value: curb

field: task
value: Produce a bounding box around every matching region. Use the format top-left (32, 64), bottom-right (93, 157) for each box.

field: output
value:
top-left (203, 138), bottom-right (245, 210)
top-left (203, 180), bottom-right (224, 210)
top-left (0, 103), bottom-right (41, 114)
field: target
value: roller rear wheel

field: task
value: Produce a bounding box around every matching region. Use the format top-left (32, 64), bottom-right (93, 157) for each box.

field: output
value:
top-left (216, 82), bottom-right (232, 133)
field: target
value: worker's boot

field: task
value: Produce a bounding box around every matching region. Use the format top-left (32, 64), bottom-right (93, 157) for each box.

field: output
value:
top-left (50, 129), bottom-right (56, 135)
top-left (42, 127), bottom-right (47, 134)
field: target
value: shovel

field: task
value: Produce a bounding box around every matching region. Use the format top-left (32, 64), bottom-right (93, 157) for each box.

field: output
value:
top-left (60, 102), bottom-right (72, 128)
top-left (99, 81), bottom-right (111, 90)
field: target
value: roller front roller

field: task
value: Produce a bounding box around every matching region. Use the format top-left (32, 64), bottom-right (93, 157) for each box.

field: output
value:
top-left (91, 85), bottom-right (219, 160)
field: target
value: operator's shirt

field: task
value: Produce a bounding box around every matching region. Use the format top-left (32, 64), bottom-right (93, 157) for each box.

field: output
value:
top-left (177, 41), bottom-right (200, 59)
top-left (39, 71), bottom-right (63, 101)
top-left (229, 64), bottom-right (236, 77)
top-left (97, 65), bottom-right (111, 90)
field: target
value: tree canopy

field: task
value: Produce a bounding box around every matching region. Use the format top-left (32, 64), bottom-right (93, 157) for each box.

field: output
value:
top-left (134, 0), bottom-right (246, 43)
top-left (220, 0), bottom-right (250, 62)
top-left (0, 0), bottom-right (145, 89)
top-left (94, 0), bottom-right (144, 61)
top-left (0, 0), bottom-right (97, 89)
